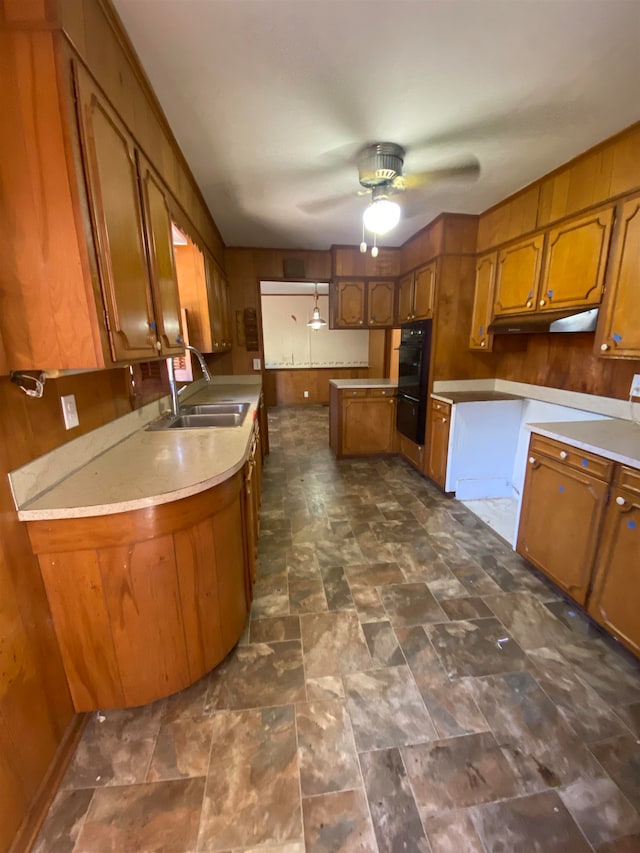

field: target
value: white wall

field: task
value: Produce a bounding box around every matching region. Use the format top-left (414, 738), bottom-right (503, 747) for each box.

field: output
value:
top-left (261, 294), bottom-right (369, 369)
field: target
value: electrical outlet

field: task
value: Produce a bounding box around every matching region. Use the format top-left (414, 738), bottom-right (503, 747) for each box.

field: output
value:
top-left (303, 390), bottom-right (309, 398)
top-left (61, 394), bottom-right (79, 429)
top-left (631, 374), bottom-right (640, 398)
top-left (252, 358), bottom-right (261, 370)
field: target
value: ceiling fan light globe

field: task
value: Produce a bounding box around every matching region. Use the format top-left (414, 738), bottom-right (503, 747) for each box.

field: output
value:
top-left (363, 199), bottom-right (401, 235)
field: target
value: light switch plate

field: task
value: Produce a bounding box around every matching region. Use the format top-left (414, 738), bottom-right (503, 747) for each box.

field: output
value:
top-left (631, 374), bottom-right (640, 398)
top-left (61, 394), bottom-right (79, 429)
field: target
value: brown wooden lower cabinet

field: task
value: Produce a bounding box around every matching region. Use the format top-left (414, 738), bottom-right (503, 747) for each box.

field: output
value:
top-left (587, 466), bottom-right (640, 655)
top-left (426, 399), bottom-right (452, 489)
top-left (397, 433), bottom-right (424, 472)
top-left (516, 436), bottom-right (609, 604)
top-left (330, 385), bottom-right (396, 457)
top-left (26, 470), bottom-right (249, 711)
top-left (517, 435), bottom-right (639, 657)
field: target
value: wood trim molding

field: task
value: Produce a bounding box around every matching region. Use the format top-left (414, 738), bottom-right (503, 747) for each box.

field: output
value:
top-left (9, 712), bottom-right (87, 853)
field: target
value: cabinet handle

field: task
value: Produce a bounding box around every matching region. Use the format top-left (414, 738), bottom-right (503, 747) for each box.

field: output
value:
top-left (526, 300), bottom-right (533, 308)
top-left (155, 341), bottom-right (162, 351)
top-left (529, 456), bottom-right (536, 464)
top-left (480, 340), bottom-right (487, 347)
top-left (442, 417), bottom-right (448, 423)
top-left (539, 299), bottom-right (547, 307)
top-left (559, 450), bottom-right (568, 459)
top-left (616, 496), bottom-right (626, 506)
top-left (600, 343), bottom-right (610, 351)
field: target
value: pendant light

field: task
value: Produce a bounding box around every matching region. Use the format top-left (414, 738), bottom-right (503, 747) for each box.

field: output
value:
top-left (307, 284), bottom-right (327, 330)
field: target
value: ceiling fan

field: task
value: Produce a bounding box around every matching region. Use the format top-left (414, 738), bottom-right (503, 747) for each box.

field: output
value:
top-left (299, 141), bottom-right (481, 233)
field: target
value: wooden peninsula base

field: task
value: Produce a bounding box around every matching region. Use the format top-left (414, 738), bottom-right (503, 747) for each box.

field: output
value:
top-left (26, 471), bottom-right (249, 711)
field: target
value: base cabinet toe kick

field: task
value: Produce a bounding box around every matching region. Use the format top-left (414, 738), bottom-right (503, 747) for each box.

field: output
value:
top-left (26, 470), bottom-right (252, 711)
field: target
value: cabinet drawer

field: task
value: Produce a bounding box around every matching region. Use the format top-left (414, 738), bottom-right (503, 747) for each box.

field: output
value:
top-left (369, 388), bottom-right (396, 398)
top-left (615, 465), bottom-right (640, 497)
top-left (529, 435), bottom-right (613, 482)
top-left (431, 399), bottom-right (452, 416)
top-left (341, 389), bottom-right (368, 398)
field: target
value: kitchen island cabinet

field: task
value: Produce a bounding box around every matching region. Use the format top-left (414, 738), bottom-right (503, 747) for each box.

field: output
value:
top-left (329, 380), bottom-right (397, 457)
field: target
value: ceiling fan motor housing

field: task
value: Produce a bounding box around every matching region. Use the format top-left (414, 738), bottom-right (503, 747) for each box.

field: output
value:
top-left (358, 142), bottom-right (405, 188)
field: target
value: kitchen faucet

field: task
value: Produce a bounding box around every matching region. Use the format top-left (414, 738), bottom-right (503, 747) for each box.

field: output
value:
top-left (166, 345), bottom-right (212, 417)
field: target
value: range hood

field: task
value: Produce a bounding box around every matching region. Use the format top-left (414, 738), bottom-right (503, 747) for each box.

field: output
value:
top-left (488, 307), bottom-right (599, 335)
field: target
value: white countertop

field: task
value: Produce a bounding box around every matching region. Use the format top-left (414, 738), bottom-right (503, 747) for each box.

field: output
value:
top-left (431, 390), bottom-right (522, 405)
top-left (16, 380), bottom-right (262, 521)
top-left (330, 379), bottom-right (398, 389)
top-left (527, 419), bottom-right (640, 469)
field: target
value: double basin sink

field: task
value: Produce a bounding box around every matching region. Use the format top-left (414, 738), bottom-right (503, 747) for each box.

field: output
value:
top-left (148, 402), bottom-right (250, 430)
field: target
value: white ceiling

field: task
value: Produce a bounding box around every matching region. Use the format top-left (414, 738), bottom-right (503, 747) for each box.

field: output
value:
top-left (113, 0), bottom-right (640, 251)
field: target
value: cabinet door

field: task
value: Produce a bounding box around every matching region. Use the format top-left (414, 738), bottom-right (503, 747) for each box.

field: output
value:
top-left (516, 451), bottom-right (608, 604)
top-left (342, 397), bottom-right (395, 455)
top-left (469, 252), bottom-right (497, 351)
top-left (413, 262), bottom-right (436, 320)
top-left (587, 473), bottom-right (640, 656)
top-left (367, 280), bottom-right (395, 326)
top-left (427, 401), bottom-right (451, 489)
top-left (595, 196), bottom-right (640, 358)
top-left (75, 67), bottom-right (158, 362)
top-left (539, 207), bottom-right (614, 311)
top-left (220, 274), bottom-right (233, 350)
top-left (396, 273), bottom-right (414, 323)
top-left (493, 235), bottom-right (545, 316)
top-left (244, 459), bottom-right (257, 593)
top-left (336, 280), bottom-right (366, 326)
top-left (204, 252), bottom-right (224, 351)
top-left (138, 155), bottom-right (184, 356)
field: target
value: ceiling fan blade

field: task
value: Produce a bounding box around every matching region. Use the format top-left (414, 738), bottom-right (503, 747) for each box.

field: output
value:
top-left (298, 191), bottom-right (359, 215)
top-left (404, 157), bottom-right (481, 190)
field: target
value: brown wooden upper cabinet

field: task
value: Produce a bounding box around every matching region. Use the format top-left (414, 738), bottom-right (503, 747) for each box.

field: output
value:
top-left (469, 252), bottom-right (497, 351)
top-left (538, 206), bottom-right (614, 311)
top-left (332, 279), bottom-right (395, 328)
top-left (595, 195), bottom-right (640, 358)
top-left (493, 235), bottom-right (545, 316)
top-left (75, 65), bottom-right (183, 362)
top-left (205, 254), bottom-right (232, 352)
top-left (396, 262), bottom-right (436, 323)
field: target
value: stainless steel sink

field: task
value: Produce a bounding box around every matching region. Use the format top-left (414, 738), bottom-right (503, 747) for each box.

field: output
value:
top-left (180, 402), bottom-right (249, 418)
top-left (147, 402), bottom-right (250, 430)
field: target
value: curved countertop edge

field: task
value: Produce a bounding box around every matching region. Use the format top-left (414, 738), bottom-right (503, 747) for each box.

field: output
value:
top-left (526, 420), bottom-right (640, 470)
top-left (16, 381), bottom-right (262, 522)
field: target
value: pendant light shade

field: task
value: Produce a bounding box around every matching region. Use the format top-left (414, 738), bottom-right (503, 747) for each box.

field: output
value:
top-left (307, 284), bottom-right (327, 330)
top-left (363, 198), bottom-right (401, 235)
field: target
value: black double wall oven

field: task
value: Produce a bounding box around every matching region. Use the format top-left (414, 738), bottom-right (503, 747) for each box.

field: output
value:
top-left (396, 319), bottom-right (432, 445)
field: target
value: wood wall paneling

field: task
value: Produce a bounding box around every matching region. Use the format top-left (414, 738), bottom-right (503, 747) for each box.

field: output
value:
top-left (265, 367), bottom-right (370, 407)
top-left (431, 255), bottom-right (498, 382)
top-left (332, 246), bottom-right (400, 278)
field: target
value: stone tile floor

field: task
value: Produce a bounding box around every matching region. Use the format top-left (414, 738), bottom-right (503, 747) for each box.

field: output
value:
top-left (35, 406), bottom-right (640, 852)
